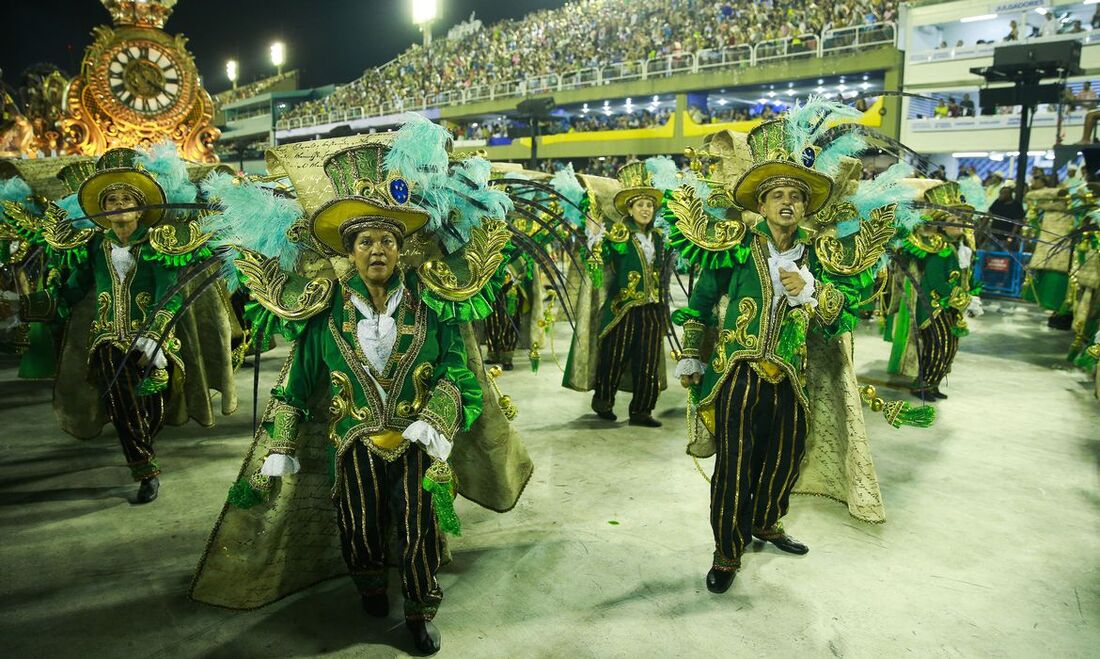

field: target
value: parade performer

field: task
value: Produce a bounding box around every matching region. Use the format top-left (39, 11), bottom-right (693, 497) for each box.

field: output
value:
top-left (189, 120), bottom-right (534, 656)
top-left (562, 161), bottom-right (670, 427)
top-left (898, 181), bottom-right (982, 400)
top-left (666, 101), bottom-right (932, 593)
top-left (1067, 186), bottom-right (1100, 367)
top-left (1024, 183), bottom-right (1074, 327)
top-left (0, 146), bottom-right (240, 502)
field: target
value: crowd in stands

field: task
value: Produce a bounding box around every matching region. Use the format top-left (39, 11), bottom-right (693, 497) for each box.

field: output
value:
top-left (933, 7), bottom-right (1100, 50)
top-left (917, 83), bottom-right (1099, 120)
top-left (212, 71), bottom-right (296, 108)
top-left (279, 0), bottom-right (897, 125)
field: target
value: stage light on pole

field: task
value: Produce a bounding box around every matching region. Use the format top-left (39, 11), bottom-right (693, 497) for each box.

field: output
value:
top-left (270, 41), bottom-right (286, 75)
top-left (226, 59), bottom-right (238, 89)
top-left (412, 0), bottom-right (439, 47)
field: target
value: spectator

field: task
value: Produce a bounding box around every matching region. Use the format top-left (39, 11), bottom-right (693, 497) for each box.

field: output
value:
top-left (1040, 12), bottom-right (1058, 39)
top-left (955, 40), bottom-right (964, 48)
top-left (987, 186), bottom-right (1024, 249)
top-left (1078, 81), bottom-right (1097, 105)
top-left (1067, 20), bottom-right (1085, 35)
top-left (960, 93), bottom-right (975, 116)
top-left (933, 98), bottom-right (949, 118)
top-left (937, 40), bottom-right (948, 49)
top-left (1093, 6), bottom-right (1100, 31)
top-left (1005, 20), bottom-right (1019, 42)
top-left (947, 97), bottom-right (961, 118)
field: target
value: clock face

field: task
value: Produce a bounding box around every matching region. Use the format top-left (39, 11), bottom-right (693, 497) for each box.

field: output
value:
top-left (107, 43), bottom-right (182, 115)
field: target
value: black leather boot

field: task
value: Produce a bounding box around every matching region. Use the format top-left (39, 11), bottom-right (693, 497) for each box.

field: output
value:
top-left (406, 620), bottom-right (441, 655)
top-left (628, 414), bottom-right (662, 428)
top-left (756, 533), bottom-right (809, 555)
top-left (705, 568), bottom-right (735, 594)
top-left (135, 476), bottom-right (159, 504)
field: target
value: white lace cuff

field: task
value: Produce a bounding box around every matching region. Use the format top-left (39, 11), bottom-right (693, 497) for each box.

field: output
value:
top-left (403, 419), bottom-right (453, 462)
top-left (674, 358), bottom-right (707, 378)
top-left (786, 266), bottom-right (818, 309)
top-left (260, 453), bottom-right (301, 477)
top-left (966, 296), bottom-right (984, 318)
top-left (133, 336), bottom-right (168, 369)
top-left (957, 245), bottom-right (973, 270)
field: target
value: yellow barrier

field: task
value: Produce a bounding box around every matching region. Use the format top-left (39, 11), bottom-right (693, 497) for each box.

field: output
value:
top-left (514, 114), bottom-right (677, 147)
top-left (680, 96), bottom-right (885, 137)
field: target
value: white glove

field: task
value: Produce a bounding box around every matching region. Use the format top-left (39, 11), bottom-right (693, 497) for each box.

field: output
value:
top-left (966, 296), bottom-right (985, 318)
top-left (403, 420), bottom-right (453, 461)
top-left (0, 291), bottom-right (19, 330)
top-left (586, 223), bottom-right (606, 250)
top-left (782, 265), bottom-right (818, 309)
top-left (957, 245), bottom-right (974, 270)
top-left (674, 357), bottom-right (707, 378)
top-left (260, 453), bottom-right (301, 477)
top-left (133, 336), bottom-right (168, 369)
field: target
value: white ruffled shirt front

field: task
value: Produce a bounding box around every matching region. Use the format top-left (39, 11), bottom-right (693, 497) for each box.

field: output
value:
top-left (634, 231), bottom-right (656, 266)
top-left (262, 282), bottom-right (452, 477)
top-left (110, 242), bottom-right (166, 368)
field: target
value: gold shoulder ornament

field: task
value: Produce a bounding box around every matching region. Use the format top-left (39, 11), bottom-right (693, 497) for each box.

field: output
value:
top-left (233, 247), bottom-right (335, 321)
top-left (418, 218), bottom-right (510, 302)
top-left (814, 203), bottom-right (896, 276)
top-left (667, 184), bottom-right (745, 251)
top-left (148, 219), bottom-right (212, 255)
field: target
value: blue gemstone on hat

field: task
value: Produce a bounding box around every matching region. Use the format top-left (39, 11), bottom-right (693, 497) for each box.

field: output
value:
top-left (801, 147), bottom-right (816, 168)
top-left (389, 178), bottom-right (409, 204)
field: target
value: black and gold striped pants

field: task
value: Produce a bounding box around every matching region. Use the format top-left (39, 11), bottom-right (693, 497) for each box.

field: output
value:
top-left (710, 361), bottom-right (807, 570)
top-left (918, 308), bottom-right (961, 389)
top-left (593, 303), bottom-right (664, 416)
top-left (335, 441), bottom-right (444, 622)
top-left (93, 346), bottom-right (166, 481)
top-left (485, 292), bottom-right (519, 361)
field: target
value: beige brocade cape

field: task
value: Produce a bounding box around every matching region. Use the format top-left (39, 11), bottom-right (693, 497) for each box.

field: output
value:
top-left (52, 279), bottom-right (241, 438)
top-left (188, 325), bottom-right (533, 610)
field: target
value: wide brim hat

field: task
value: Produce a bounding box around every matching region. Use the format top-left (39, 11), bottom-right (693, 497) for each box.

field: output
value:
top-left (732, 160), bottom-right (833, 215)
top-left (77, 167), bottom-right (167, 229)
top-left (311, 196), bottom-right (429, 256)
top-left (612, 186), bottom-right (664, 215)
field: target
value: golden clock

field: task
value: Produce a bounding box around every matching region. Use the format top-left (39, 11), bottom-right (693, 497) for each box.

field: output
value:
top-left (59, 0), bottom-right (219, 163)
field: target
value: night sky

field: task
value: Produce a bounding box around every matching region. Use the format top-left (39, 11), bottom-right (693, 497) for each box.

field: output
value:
top-left (2, 0), bottom-right (566, 93)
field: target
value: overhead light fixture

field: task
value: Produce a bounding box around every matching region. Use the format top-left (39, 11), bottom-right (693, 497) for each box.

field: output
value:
top-left (626, 97), bottom-right (633, 104)
top-left (960, 13), bottom-right (997, 23)
top-left (717, 98), bottom-right (728, 106)
top-left (787, 89), bottom-right (796, 95)
top-left (862, 74), bottom-right (869, 81)
top-left (817, 79), bottom-right (824, 84)
top-left (860, 82), bottom-right (871, 90)
top-left (768, 91), bottom-right (776, 97)
top-left (951, 152), bottom-right (989, 158)
top-left (815, 86), bottom-right (825, 93)
top-left (652, 95), bottom-right (659, 102)
top-left (756, 97), bottom-right (769, 104)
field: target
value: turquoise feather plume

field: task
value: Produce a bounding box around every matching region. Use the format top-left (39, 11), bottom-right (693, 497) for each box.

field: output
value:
top-left (815, 131), bottom-right (868, 178)
top-left (646, 156), bottom-right (680, 191)
top-left (0, 177), bottom-right (32, 206)
top-left (550, 164), bottom-right (585, 227)
top-left (849, 162), bottom-right (921, 235)
top-left (957, 176), bottom-right (990, 213)
top-left (785, 95), bottom-right (864, 153)
top-left (439, 155), bottom-right (513, 252)
top-left (200, 171), bottom-right (303, 277)
top-left (384, 113), bottom-right (450, 203)
top-left (136, 141), bottom-right (198, 207)
top-left (56, 193), bottom-right (95, 229)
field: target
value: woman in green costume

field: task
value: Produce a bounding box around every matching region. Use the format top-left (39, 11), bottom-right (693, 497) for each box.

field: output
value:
top-left (6, 149), bottom-right (183, 503)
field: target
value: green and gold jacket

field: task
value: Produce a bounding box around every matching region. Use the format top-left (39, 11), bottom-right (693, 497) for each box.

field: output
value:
top-left (263, 269), bottom-right (483, 463)
top-left (20, 226), bottom-right (184, 368)
top-left (900, 231), bottom-right (974, 334)
top-left (599, 221), bottom-right (667, 337)
top-left (671, 222), bottom-right (866, 413)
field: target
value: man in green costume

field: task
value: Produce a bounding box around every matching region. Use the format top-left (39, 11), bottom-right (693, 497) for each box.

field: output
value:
top-left (896, 181), bottom-right (979, 400)
top-left (671, 119), bottom-right (864, 593)
top-left (564, 162), bottom-right (668, 427)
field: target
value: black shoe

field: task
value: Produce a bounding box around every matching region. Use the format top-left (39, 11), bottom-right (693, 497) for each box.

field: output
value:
top-left (628, 414), bottom-right (662, 428)
top-left (360, 593), bottom-right (389, 618)
top-left (910, 388), bottom-right (936, 402)
top-left (502, 362), bottom-right (514, 371)
top-left (931, 387), bottom-right (948, 400)
top-left (757, 533), bottom-right (809, 555)
top-left (135, 476), bottom-right (159, 504)
top-left (406, 620), bottom-right (441, 656)
top-left (705, 568), bottom-right (735, 594)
